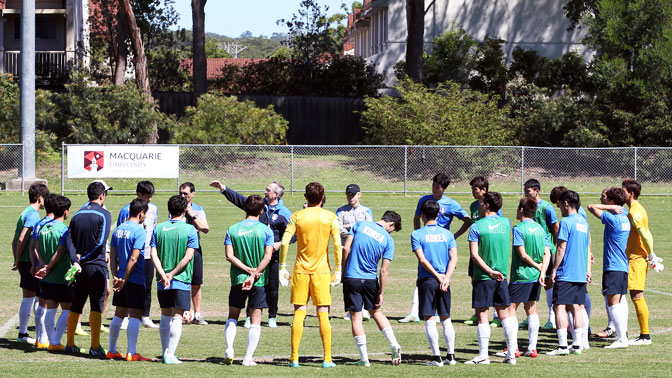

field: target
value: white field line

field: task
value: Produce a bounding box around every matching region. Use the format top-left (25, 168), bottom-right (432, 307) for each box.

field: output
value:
top-left (0, 314), bottom-right (19, 339)
top-left (645, 289), bottom-right (672, 297)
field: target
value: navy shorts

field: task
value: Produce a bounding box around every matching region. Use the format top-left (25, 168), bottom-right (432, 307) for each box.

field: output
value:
top-left (71, 264), bottom-right (108, 314)
top-left (157, 289), bottom-right (191, 311)
top-left (553, 281), bottom-right (587, 305)
top-left (468, 259), bottom-right (474, 277)
top-left (112, 281), bottom-right (145, 309)
top-left (602, 271), bottom-right (628, 296)
top-left (509, 281), bottom-right (541, 303)
top-left (40, 282), bottom-right (73, 303)
top-left (191, 250), bottom-right (203, 286)
top-left (417, 277), bottom-right (451, 317)
top-left (472, 279), bottom-right (510, 308)
top-left (19, 261), bottom-right (39, 293)
top-left (229, 284), bottom-right (267, 309)
top-left (343, 277), bottom-right (379, 312)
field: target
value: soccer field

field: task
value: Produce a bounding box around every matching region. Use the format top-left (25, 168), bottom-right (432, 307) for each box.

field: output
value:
top-left (1, 190), bottom-right (671, 377)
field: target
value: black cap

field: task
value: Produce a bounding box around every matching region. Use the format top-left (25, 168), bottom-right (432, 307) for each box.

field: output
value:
top-left (345, 184), bottom-right (360, 195)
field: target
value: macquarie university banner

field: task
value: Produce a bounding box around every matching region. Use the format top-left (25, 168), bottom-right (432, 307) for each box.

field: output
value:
top-left (67, 145), bottom-right (179, 178)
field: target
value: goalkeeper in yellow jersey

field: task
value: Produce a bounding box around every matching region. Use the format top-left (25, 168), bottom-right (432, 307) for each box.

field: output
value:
top-left (279, 182), bottom-right (342, 368)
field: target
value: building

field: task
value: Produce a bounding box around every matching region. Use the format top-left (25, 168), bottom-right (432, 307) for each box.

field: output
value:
top-left (0, 0), bottom-right (89, 83)
top-left (344, 0), bottom-right (589, 86)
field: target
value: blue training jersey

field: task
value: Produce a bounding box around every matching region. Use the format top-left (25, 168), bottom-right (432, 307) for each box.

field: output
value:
top-left (556, 213), bottom-right (590, 282)
top-left (110, 221), bottom-right (147, 285)
top-left (601, 209), bottom-right (630, 272)
top-left (343, 221), bottom-right (394, 280)
top-left (415, 194), bottom-right (468, 231)
top-left (33, 216), bottom-right (55, 241)
top-left (578, 206), bottom-right (587, 220)
top-left (411, 224), bottom-right (457, 279)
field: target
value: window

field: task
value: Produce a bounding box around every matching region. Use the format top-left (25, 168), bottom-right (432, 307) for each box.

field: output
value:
top-left (14, 18), bottom-right (20, 40)
top-left (36, 16), bottom-right (58, 40)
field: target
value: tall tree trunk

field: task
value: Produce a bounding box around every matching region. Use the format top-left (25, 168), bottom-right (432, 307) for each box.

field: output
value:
top-left (405, 0), bottom-right (424, 83)
top-left (192, 0), bottom-right (207, 103)
top-left (120, 0), bottom-right (157, 143)
top-left (113, 6), bottom-right (128, 86)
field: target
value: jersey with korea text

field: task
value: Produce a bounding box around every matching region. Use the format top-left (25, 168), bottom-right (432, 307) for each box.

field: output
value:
top-left (15, 206), bottom-right (40, 262)
top-left (602, 209), bottom-right (630, 272)
top-left (468, 215), bottom-right (511, 281)
top-left (344, 221), bottom-right (394, 280)
top-left (38, 220), bottom-right (70, 284)
top-left (411, 224), bottom-right (457, 279)
top-left (110, 220), bottom-right (147, 285)
top-left (118, 201), bottom-right (158, 259)
top-left (151, 220), bottom-right (199, 289)
top-left (415, 195), bottom-right (468, 231)
top-left (510, 219), bottom-right (548, 282)
top-left (534, 199), bottom-right (557, 255)
top-left (225, 219), bottom-right (274, 287)
top-left (556, 213), bottom-right (590, 282)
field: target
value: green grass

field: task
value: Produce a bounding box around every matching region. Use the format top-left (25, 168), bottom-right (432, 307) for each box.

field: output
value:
top-left (1, 191), bottom-right (671, 377)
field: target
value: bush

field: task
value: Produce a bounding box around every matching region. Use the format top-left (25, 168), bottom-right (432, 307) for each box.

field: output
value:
top-left (175, 93), bottom-right (288, 144)
top-left (423, 25), bottom-right (476, 87)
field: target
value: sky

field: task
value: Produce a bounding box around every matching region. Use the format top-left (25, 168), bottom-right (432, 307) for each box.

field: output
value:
top-left (172, 0), bottom-right (349, 38)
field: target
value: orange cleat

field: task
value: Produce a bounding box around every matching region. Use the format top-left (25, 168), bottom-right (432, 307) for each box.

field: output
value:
top-left (106, 351), bottom-right (125, 360)
top-left (126, 353), bottom-right (152, 361)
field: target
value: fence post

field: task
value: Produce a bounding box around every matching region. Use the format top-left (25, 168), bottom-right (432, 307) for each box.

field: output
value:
top-left (634, 147), bottom-right (638, 181)
top-left (290, 146), bottom-right (294, 194)
top-left (404, 146), bottom-right (408, 196)
top-left (21, 142), bottom-right (25, 195)
top-left (61, 142), bottom-right (65, 194)
top-left (176, 145), bottom-right (181, 192)
top-left (520, 146), bottom-right (525, 195)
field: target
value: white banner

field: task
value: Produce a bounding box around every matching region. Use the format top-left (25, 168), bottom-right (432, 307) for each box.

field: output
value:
top-left (67, 145), bottom-right (179, 178)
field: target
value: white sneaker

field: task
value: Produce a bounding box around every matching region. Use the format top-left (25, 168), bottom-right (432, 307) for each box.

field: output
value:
top-left (629, 336), bottom-right (652, 345)
top-left (392, 345), bottom-right (402, 365)
top-left (464, 356), bottom-right (490, 365)
top-left (344, 312), bottom-right (351, 320)
top-left (242, 358), bottom-right (257, 366)
top-left (193, 312), bottom-right (208, 325)
top-left (355, 360), bottom-right (371, 367)
top-left (546, 347), bottom-right (569, 356)
top-left (502, 357), bottom-right (516, 365)
top-left (605, 340), bottom-right (629, 349)
top-left (424, 359), bottom-right (444, 367)
top-left (362, 309), bottom-right (371, 320)
top-left (142, 317), bottom-right (159, 329)
top-left (244, 317), bottom-right (251, 328)
top-left (398, 314), bottom-right (420, 323)
top-left (570, 346), bottom-right (583, 355)
top-left (445, 353), bottom-right (456, 365)
top-left (120, 317), bottom-right (129, 330)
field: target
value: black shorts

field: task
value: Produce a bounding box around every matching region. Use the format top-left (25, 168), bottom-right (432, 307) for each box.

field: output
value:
top-left (19, 261), bottom-right (39, 293)
top-left (191, 250), bottom-right (203, 286)
top-left (602, 271), bottom-right (628, 296)
top-left (417, 277), bottom-right (451, 317)
top-left (157, 289), bottom-right (191, 311)
top-left (343, 277), bottom-right (379, 312)
top-left (553, 281), bottom-right (587, 305)
top-left (40, 282), bottom-right (73, 303)
top-left (468, 258), bottom-right (474, 277)
top-left (71, 264), bottom-right (108, 314)
top-left (509, 281), bottom-right (541, 303)
top-left (229, 284), bottom-right (267, 310)
top-left (112, 281), bottom-right (145, 309)
top-left (472, 279), bottom-right (510, 308)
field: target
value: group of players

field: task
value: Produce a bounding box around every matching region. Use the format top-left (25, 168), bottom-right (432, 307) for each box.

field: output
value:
top-left (11, 173), bottom-right (661, 366)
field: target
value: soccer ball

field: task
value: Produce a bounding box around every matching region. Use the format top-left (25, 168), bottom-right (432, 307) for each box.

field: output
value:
top-left (183, 310), bottom-right (195, 324)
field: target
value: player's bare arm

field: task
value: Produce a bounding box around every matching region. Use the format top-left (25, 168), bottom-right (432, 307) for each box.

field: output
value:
top-left (551, 240), bottom-right (567, 284)
top-left (342, 234), bottom-right (354, 269)
top-left (442, 246), bottom-right (458, 291)
top-left (516, 245), bottom-right (542, 272)
top-left (539, 246), bottom-right (551, 286)
top-left (187, 205), bottom-right (210, 234)
top-left (378, 259), bottom-right (391, 307)
top-left (414, 248), bottom-right (445, 283)
top-left (225, 244), bottom-right (256, 275)
top-left (413, 215), bottom-right (421, 230)
top-left (117, 248), bottom-right (141, 292)
top-left (453, 216), bottom-right (472, 240)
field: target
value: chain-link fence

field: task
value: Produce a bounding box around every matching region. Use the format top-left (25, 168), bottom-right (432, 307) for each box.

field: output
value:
top-left (0, 144), bottom-right (23, 191)
top-left (59, 145), bottom-right (672, 196)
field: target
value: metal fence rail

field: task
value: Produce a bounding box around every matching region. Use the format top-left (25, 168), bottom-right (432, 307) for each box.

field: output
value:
top-left (59, 145), bottom-right (672, 196)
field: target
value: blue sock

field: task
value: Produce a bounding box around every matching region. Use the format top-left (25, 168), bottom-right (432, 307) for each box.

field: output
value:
top-left (585, 293), bottom-right (592, 333)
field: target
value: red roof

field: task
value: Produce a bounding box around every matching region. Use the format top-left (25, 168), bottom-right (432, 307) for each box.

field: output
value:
top-left (183, 58), bottom-right (268, 80)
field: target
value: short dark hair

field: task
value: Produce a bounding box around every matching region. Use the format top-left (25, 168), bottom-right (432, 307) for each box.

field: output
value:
top-left (87, 181), bottom-right (107, 201)
top-left (560, 190), bottom-right (580, 209)
top-left (518, 197), bottom-right (537, 218)
top-left (180, 182), bottom-right (195, 193)
top-left (305, 182), bottom-right (324, 205)
top-left (605, 187), bottom-right (627, 206)
top-left (381, 210), bottom-right (402, 232)
top-left (432, 173), bottom-right (450, 189)
top-left (622, 179), bottom-right (641, 199)
top-left (43, 193), bottom-right (59, 214)
top-left (129, 198), bottom-right (149, 217)
top-left (52, 195), bottom-right (71, 218)
top-left (550, 186), bottom-right (568, 204)
top-left (482, 191), bottom-right (503, 212)
top-left (167, 195), bottom-right (188, 217)
top-left (421, 199), bottom-right (440, 220)
top-left (244, 195), bottom-right (265, 216)
top-left (136, 181), bottom-right (155, 196)
top-left (469, 176), bottom-right (489, 191)
top-left (524, 179), bottom-right (541, 191)
top-left (28, 183), bottom-right (49, 204)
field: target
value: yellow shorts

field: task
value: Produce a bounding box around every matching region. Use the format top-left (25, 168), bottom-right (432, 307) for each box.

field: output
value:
top-left (290, 272), bottom-right (331, 306)
top-left (628, 258), bottom-right (648, 291)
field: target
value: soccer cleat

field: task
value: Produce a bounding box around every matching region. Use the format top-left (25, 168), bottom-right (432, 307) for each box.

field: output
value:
top-left (464, 315), bottom-right (476, 325)
top-left (74, 324), bottom-right (88, 336)
top-left (362, 309), bottom-right (371, 320)
top-left (495, 348), bottom-right (520, 358)
top-left (464, 356), bottom-right (490, 365)
top-left (546, 347), bottom-right (569, 356)
top-left (398, 314), bottom-right (420, 323)
top-left (343, 312), bottom-right (351, 320)
top-left (570, 346), bottom-right (582, 355)
top-left (268, 317), bottom-right (277, 328)
top-left (120, 317), bottom-right (129, 330)
top-left (106, 351), bottom-right (124, 360)
top-left (518, 318), bottom-right (529, 329)
top-left (322, 361), bottom-right (336, 368)
top-left (163, 354), bottom-right (182, 364)
top-left (35, 340), bottom-right (49, 349)
top-left (17, 332), bottom-right (36, 344)
top-left (89, 346), bottom-right (107, 357)
top-left (392, 345), bottom-right (402, 365)
top-left (64, 345), bottom-right (81, 354)
top-left (424, 360), bottom-right (444, 367)
top-left (48, 344), bottom-right (66, 352)
top-left (523, 349), bottom-right (538, 358)
top-left (225, 349), bottom-right (234, 365)
top-left (244, 317), bottom-right (251, 328)
top-left (126, 353), bottom-right (152, 361)
top-left (445, 353), bottom-right (456, 365)
top-left (355, 360), bottom-right (371, 367)
top-left (503, 357), bottom-right (517, 365)
top-left (193, 313), bottom-right (208, 325)
top-left (100, 324), bottom-right (109, 333)
top-left (595, 327), bottom-right (615, 338)
top-left (242, 358), bottom-right (257, 366)
top-left (490, 318), bottom-right (501, 328)
top-left (629, 336), bottom-right (652, 346)
top-left (142, 317), bottom-right (159, 329)
top-left (605, 340), bottom-right (629, 349)
top-left (288, 360), bottom-right (300, 368)
top-left (540, 321), bottom-right (555, 331)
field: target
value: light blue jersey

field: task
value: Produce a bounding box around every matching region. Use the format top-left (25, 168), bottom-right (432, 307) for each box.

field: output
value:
top-left (601, 209), bottom-right (630, 272)
top-left (556, 213), bottom-right (590, 283)
top-left (343, 221), bottom-right (394, 280)
top-left (411, 224), bottom-right (457, 279)
top-left (415, 195), bottom-right (468, 231)
top-left (110, 221), bottom-right (147, 285)
top-left (578, 206), bottom-right (587, 220)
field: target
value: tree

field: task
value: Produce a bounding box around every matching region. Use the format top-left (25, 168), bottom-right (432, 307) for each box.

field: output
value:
top-left (405, 0), bottom-right (424, 82)
top-left (192, 0), bottom-right (208, 101)
top-left (278, 0), bottom-right (344, 62)
top-left (423, 25), bottom-right (476, 87)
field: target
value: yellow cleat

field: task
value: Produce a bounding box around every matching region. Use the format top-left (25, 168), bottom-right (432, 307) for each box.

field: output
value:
top-left (48, 344), bottom-right (66, 352)
top-left (35, 340), bottom-right (49, 349)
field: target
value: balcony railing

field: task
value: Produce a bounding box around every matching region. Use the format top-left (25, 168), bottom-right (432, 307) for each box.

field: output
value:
top-left (2, 51), bottom-right (71, 81)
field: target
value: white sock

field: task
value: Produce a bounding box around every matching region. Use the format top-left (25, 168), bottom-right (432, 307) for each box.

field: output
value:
top-left (167, 316), bottom-right (183, 357)
top-left (380, 326), bottom-right (399, 349)
top-left (127, 317), bottom-right (141, 356)
top-left (244, 324), bottom-right (261, 361)
top-left (557, 327), bottom-right (568, 348)
top-left (502, 316), bottom-right (518, 358)
top-left (441, 318), bottom-right (455, 354)
top-left (108, 315), bottom-right (123, 353)
top-left (159, 314), bottom-right (171, 355)
top-left (54, 310), bottom-right (68, 345)
top-left (411, 288), bottom-right (419, 318)
top-left (493, 310), bottom-right (500, 320)
top-left (477, 322), bottom-right (491, 359)
top-left (425, 320), bottom-right (440, 356)
top-left (45, 308), bottom-right (57, 345)
top-left (581, 308), bottom-right (589, 348)
top-left (527, 314), bottom-right (540, 351)
top-left (612, 302), bottom-right (629, 344)
top-left (19, 297), bottom-right (35, 334)
top-left (354, 334), bottom-right (368, 362)
top-left (573, 327), bottom-right (584, 349)
top-left (546, 288), bottom-right (554, 324)
top-left (225, 318), bottom-right (237, 358)
top-left (36, 306), bottom-right (47, 344)
top-left (605, 295), bottom-right (615, 329)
